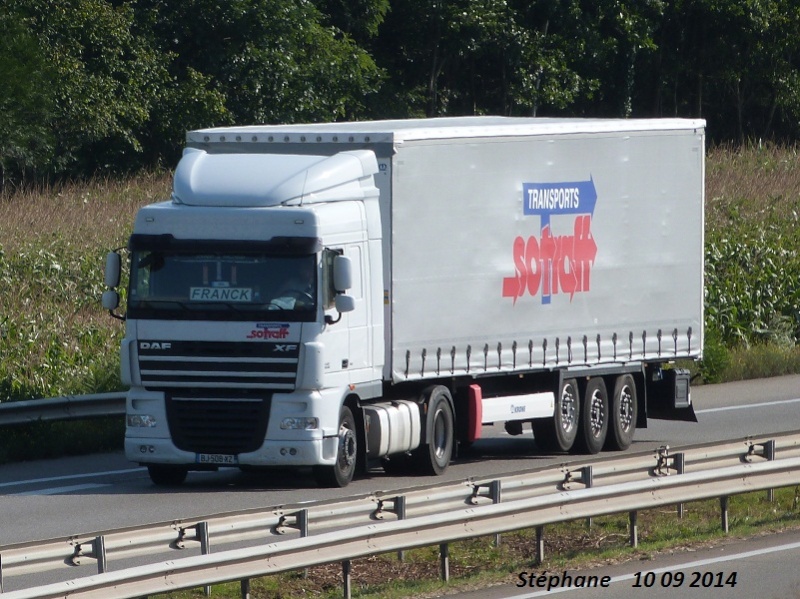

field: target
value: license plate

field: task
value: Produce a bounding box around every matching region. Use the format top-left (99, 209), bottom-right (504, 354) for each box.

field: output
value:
top-left (196, 453), bottom-right (238, 465)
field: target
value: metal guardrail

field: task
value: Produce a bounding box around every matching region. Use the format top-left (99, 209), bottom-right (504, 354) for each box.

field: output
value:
top-left (2, 431), bottom-right (800, 598)
top-left (0, 393), bottom-right (125, 426)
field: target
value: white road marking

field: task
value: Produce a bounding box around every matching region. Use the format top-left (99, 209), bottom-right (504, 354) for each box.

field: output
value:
top-left (10, 483), bottom-right (113, 496)
top-left (695, 397), bottom-right (800, 414)
top-left (0, 467), bottom-right (145, 489)
top-left (511, 540), bottom-right (800, 597)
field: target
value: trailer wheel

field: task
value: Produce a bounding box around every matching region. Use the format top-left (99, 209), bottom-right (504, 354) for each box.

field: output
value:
top-left (532, 378), bottom-right (580, 452)
top-left (574, 378), bottom-right (609, 454)
top-left (606, 374), bottom-right (637, 450)
top-left (313, 405), bottom-right (357, 488)
top-left (147, 464), bottom-right (188, 486)
top-left (413, 386), bottom-right (454, 475)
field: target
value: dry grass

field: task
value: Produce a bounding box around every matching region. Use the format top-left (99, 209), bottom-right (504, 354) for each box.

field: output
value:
top-left (705, 142), bottom-right (800, 230)
top-left (0, 172), bottom-right (170, 252)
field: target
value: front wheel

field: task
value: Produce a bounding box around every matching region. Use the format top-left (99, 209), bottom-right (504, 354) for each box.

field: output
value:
top-left (413, 386), bottom-right (454, 476)
top-left (313, 405), bottom-right (358, 488)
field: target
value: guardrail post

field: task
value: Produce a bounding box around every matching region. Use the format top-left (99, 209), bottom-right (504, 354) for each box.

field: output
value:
top-left (298, 508), bottom-right (309, 579)
top-left (240, 578), bottom-right (251, 599)
top-left (720, 496), bottom-right (729, 533)
top-left (396, 495), bottom-right (406, 562)
top-left (1, 552), bottom-right (4, 593)
top-left (95, 535), bottom-right (107, 573)
top-left (440, 543), bottom-right (450, 582)
top-left (342, 559), bottom-right (352, 599)
top-left (766, 440), bottom-right (776, 502)
top-left (675, 452), bottom-right (685, 518)
top-left (535, 526), bottom-right (545, 565)
top-left (629, 511), bottom-right (638, 547)
top-left (198, 521), bottom-right (211, 596)
top-left (583, 466), bottom-right (594, 528)
top-left (491, 479), bottom-right (502, 546)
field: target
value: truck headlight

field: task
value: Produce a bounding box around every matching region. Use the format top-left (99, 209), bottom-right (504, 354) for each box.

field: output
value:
top-left (127, 414), bottom-right (157, 427)
top-left (280, 417), bottom-right (318, 430)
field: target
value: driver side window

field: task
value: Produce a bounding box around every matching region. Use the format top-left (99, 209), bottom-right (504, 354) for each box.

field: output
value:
top-left (321, 248), bottom-right (343, 309)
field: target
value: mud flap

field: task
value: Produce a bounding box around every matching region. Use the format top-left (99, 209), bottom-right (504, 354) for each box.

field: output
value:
top-left (646, 368), bottom-right (698, 423)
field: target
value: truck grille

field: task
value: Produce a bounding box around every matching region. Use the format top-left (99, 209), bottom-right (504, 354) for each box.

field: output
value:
top-left (138, 341), bottom-right (299, 391)
top-left (165, 391), bottom-right (270, 455)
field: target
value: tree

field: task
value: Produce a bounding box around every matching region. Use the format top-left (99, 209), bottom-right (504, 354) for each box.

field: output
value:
top-left (634, 0), bottom-right (800, 141)
top-left (0, 7), bottom-right (55, 189)
top-left (312, 0), bottom-right (390, 43)
top-left (8, 0), bottom-right (177, 175)
top-left (372, 0), bottom-right (633, 118)
top-left (133, 0), bottom-right (384, 127)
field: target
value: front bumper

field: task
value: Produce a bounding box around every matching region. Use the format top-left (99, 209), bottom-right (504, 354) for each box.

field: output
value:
top-left (124, 435), bottom-right (340, 468)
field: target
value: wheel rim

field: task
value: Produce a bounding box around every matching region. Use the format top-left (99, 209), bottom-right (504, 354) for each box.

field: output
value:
top-left (338, 423), bottom-right (356, 470)
top-left (432, 408), bottom-right (448, 460)
top-left (589, 389), bottom-right (605, 437)
top-left (560, 383), bottom-right (577, 433)
top-left (618, 385), bottom-right (633, 432)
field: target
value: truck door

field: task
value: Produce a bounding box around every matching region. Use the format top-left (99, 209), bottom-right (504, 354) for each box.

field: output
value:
top-left (342, 244), bottom-right (371, 373)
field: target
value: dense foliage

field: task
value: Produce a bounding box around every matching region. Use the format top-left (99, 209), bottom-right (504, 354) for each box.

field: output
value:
top-left (2, 1), bottom-right (800, 184)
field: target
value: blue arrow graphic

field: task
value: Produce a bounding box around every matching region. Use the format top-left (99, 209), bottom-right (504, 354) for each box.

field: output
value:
top-left (519, 176), bottom-right (598, 305)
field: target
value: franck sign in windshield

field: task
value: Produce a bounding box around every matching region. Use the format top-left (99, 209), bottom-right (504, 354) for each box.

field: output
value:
top-left (502, 178), bottom-right (598, 305)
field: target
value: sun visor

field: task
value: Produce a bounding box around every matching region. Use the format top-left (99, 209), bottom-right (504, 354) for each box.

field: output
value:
top-left (172, 148), bottom-right (379, 207)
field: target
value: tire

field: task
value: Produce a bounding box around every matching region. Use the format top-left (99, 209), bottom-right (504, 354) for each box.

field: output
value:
top-left (413, 386), bottom-right (454, 476)
top-left (574, 377), bottom-right (609, 454)
top-left (313, 405), bottom-right (358, 488)
top-left (532, 378), bottom-right (580, 452)
top-left (606, 374), bottom-right (638, 450)
top-left (147, 464), bottom-right (188, 486)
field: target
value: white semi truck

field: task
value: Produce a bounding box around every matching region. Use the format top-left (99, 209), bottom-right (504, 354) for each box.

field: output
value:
top-left (103, 117), bottom-right (704, 487)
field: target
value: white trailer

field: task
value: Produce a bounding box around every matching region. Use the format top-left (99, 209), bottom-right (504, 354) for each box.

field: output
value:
top-left (103, 117), bottom-right (704, 487)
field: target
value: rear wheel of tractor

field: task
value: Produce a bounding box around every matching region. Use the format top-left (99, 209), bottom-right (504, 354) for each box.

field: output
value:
top-left (313, 405), bottom-right (357, 488)
top-left (573, 377), bottom-right (609, 454)
top-left (413, 386), bottom-right (454, 476)
top-left (532, 378), bottom-right (580, 452)
top-left (147, 464), bottom-right (188, 486)
top-left (606, 374), bottom-right (638, 450)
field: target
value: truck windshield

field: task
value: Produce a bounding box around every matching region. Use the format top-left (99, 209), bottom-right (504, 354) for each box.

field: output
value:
top-left (127, 251), bottom-right (317, 321)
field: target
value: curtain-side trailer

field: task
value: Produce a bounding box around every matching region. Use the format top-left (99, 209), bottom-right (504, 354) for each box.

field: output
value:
top-left (103, 117), bottom-right (704, 487)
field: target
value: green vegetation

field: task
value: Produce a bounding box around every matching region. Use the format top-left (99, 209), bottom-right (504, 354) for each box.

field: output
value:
top-left (0, 173), bottom-right (168, 402)
top-left (700, 143), bottom-right (800, 382)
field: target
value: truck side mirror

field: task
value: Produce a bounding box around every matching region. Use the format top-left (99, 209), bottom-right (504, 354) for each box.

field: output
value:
top-left (333, 254), bottom-right (352, 292)
top-left (103, 251), bottom-right (125, 320)
top-left (326, 293), bottom-right (355, 325)
top-left (102, 290), bottom-right (120, 311)
top-left (335, 294), bottom-right (356, 314)
top-left (105, 251), bottom-right (121, 288)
